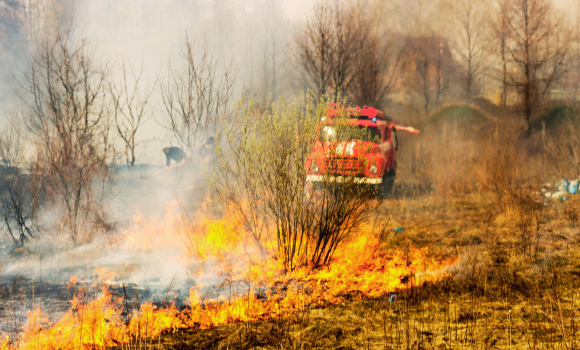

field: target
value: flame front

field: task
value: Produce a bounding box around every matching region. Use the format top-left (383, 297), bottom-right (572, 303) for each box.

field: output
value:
top-left (1, 208), bottom-right (457, 349)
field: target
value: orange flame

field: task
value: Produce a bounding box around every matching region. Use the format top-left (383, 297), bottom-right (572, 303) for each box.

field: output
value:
top-left (67, 275), bottom-right (79, 290)
top-left (1, 206), bottom-right (458, 349)
top-left (0, 335), bottom-right (9, 349)
top-left (128, 302), bottom-right (183, 339)
top-left (95, 266), bottom-right (120, 283)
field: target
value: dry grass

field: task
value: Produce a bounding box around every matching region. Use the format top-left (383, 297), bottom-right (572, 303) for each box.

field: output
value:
top-left (7, 106), bottom-right (580, 349)
top-left (3, 183), bottom-right (580, 349)
top-left (117, 190), bottom-right (580, 349)
top-left (103, 118), bottom-right (580, 348)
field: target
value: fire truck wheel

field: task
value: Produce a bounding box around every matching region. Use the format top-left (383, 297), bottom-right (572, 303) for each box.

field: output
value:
top-left (381, 169), bottom-right (396, 198)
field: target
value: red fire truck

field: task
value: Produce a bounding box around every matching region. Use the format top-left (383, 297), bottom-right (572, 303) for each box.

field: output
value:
top-left (306, 104), bottom-right (419, 197)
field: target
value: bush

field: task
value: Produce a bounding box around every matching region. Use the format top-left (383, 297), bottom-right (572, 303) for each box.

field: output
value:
top-left (208, 98), bottom-right (385, 271)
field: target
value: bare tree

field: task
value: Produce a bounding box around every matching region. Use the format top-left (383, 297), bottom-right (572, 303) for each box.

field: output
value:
top-left (402, 36), bottom-right (454, 115)
top-left (13, 31), bottom-right (113, 245)
top-left (291, 0), bottom-right (361, 102)
top-left (350, 2), bottom-right (402, 108)
top-left (159, 34), bottom-right (236, 155)
top-left (0, 129), bottom-right (36, 246)
top-left (109, 59), bottom-right (155, 169)
top-left (503, 0), bottom-right (572, 134)
top-left (292, 1), bottom-right (334, 99)
top-left (328, 0), bottom-right (360, 102)
top-left (451, 0), bottom-right (489, 99)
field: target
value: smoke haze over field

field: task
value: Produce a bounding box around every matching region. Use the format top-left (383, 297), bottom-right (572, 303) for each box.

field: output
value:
top-left (1, 0), bottom-right (580, 248)
top-left (1, 0), bottom-right (319, 164)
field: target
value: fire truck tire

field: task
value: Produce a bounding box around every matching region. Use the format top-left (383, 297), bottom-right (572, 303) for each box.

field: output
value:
top-left (380, 169), bottom-right (396, 198)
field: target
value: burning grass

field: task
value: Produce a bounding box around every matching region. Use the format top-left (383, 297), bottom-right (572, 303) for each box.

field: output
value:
top-left (0, 199), bottom-right (456, 349)
top-left (148, 193), bottom-right (580, 349)
top-left (5, 188), bottom-right (580, 349)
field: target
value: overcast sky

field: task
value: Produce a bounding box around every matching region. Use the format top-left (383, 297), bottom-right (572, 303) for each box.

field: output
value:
top-left (284, 0), bottom-right (578, 20)
top-left (282, 0), bottom-right (313, 20)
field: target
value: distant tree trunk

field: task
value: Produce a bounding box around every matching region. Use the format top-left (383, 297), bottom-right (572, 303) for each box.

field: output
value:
top-left (502, 40), bottom-right (508, 107)
top-left (451, 0), bottom-right (488, 100)
top-left (576, 0), bottom-right (580, 100)
top-left (523, 26), bottom-right (532, 135)
top-left (420, 51), bottom-right (430, 115)
top-left (435, 44), bottom-right (444, 110)
top-left (492, 0), bottom-right (510, 107)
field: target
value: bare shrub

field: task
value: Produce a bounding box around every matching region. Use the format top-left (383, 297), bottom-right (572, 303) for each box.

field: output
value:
top-left (0, 129), bottom-right (37, 246)
top-left (12, 31), bottom-right (113, 245)
top-left (208, 98), bottom-right (385, 271)
top-left (159, 34), bottom-right (236, 155)
top-left (109, 59), bottom-right (155, 169)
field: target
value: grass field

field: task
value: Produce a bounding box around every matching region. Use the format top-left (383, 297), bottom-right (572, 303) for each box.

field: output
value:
top-left (118, 190), bottom-right (580, 350)
top-left (4, 103), bottom-right (580, 350)
top-left (109, 104), bottom-right (580, 349)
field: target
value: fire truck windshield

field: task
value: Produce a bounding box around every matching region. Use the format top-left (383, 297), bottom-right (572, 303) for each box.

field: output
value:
top-left (320, 125), bottom-right (381, 143)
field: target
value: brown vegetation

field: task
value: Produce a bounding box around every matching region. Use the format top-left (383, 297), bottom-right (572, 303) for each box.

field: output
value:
top-left (11, 31), bottom-right (113, 245)
top-left (102, 191), bottom-right (580, 349)
top-left (208, 99), bottom-right (387, 272)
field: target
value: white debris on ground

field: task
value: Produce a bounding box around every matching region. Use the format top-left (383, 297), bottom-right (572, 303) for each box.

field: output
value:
top-left (539, 178), bottom-right (580, 204)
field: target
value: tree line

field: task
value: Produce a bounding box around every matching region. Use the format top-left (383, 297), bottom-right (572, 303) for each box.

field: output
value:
top-left (291, 0), bottom-right (574, 134)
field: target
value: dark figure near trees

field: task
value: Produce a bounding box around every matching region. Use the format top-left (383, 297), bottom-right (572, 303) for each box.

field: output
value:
top-left (162, 147), bottom-right (187, 181)
top-left (163, 147), bottom-right (186, 170)
top-left (199, 137), bottom-right (216, 165)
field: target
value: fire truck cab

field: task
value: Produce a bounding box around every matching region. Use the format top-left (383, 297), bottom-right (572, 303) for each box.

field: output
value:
top-left (306, 104), bottom-right (411, 197)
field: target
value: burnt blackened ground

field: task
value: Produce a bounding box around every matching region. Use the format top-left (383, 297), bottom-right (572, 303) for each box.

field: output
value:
top-left (0, 273), bottom-right (197, 337)
top-left (0, 165), bottom-right (213, 322)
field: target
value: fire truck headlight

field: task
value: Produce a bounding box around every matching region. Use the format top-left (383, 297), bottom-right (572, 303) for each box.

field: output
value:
top-left (369, 165), bottom-right (378, 174)
top-left (311, 163), bottom-right (319, 173)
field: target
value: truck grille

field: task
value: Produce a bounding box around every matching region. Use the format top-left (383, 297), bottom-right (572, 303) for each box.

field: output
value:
top-left (328, 158), bottom-right (362, 175)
